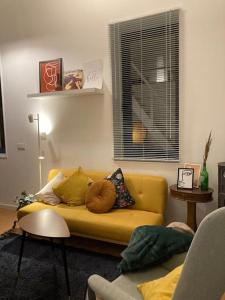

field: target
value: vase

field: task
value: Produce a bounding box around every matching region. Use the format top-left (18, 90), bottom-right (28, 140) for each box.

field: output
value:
top-left (200, 163), bottom-right (208, 191)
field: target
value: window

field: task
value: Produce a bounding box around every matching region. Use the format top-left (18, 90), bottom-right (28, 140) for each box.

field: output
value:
top-left (0, 71), bottom-right (6, 155)
top-left (110, 10), bottom-right (179, 161)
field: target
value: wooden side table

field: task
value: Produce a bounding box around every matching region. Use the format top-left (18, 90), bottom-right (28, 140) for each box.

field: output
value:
top-left (170, 185), bottom-right (213, 231)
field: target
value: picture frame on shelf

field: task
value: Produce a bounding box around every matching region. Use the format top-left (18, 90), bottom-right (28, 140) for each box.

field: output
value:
top-left (39, 58), bottom-right (63, 93)
top-left (83, 60), bottom-right (103, 89)
top-left (184, 163), bottom-right (201, 188)
top-left (177, 168), bottom-right (194, 190)
top-left (64, 70), bottom-right (83, 90)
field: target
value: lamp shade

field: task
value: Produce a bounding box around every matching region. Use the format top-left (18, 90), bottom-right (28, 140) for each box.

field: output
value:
top-left (132, 122), bottom-right (147, 144)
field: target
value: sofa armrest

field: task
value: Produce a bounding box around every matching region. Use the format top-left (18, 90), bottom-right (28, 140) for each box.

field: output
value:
top-left (88, 274), bottom-right (136, 300)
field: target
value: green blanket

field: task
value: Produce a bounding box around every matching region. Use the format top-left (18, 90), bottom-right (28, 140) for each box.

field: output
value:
top-left (119, 225), bottom-right (193, 273)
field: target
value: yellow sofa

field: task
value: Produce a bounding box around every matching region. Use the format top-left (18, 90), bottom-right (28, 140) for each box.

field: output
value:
top-left (17, 169), bottom-right (168, 245)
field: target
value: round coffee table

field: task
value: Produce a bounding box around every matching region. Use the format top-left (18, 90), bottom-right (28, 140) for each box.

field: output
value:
top-left (17, 209), bottom-right (71, 298)
top-left (170, 185), bottom-right (213, 231)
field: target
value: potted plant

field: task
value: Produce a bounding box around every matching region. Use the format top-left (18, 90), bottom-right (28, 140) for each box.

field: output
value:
top-left (200, 132), bottom-right (212, 191)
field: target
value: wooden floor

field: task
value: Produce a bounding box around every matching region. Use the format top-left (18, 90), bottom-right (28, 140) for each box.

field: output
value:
top-left (0, 208), bottom-right (125, 257)
top-left (0, 208), bottom-right (17, 234)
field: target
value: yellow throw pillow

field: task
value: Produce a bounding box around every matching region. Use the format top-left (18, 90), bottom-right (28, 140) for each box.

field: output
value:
top-left (137, 264), bottom-right (183, 300)
top-left (53, 167), bottom-right (90, 206)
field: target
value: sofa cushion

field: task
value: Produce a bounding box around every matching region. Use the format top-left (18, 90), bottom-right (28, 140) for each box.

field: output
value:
top-left (37, 172), bottom-right (64, 194)
top-left (106, 168), bottom-right (135, 208)
top-left (17, 202), bottom-right (163, 244)
top-left (85, 180), bottom-right (116, 213)
top-left (161, 252), bottom-right (187, 272)
top-left (35, 172), bottom-right (64, 206)
top-left (47, 169), bottom-right (167, 215)
top-left (53, 167), bottom-right (89, 206)
top-left (36, 192), bottom-right (61, 206)
top-left (113, 266), bottom-right (169, 300)
top-left (137, 264), bottom-right (183, 300)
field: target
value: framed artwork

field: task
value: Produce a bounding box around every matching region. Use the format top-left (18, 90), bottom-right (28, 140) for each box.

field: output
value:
top-left (64, 70), bottom-right (83, 90)
top-left (83, 60), bottom-right (103, 89)
top-left (177, 168), bottom-right (194, 190)
top-left (39, 58), bottom-right (63, 93)
top-left (184, 163), bottom-right (201, 188)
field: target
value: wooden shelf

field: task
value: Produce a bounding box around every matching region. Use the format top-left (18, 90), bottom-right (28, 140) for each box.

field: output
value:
top-left (27, 88), bottom-right (104, 99)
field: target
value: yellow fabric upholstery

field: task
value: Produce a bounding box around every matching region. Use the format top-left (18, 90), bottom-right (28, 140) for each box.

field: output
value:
top-left (17, 202), bottom-right (163, 244)
top-left (18, 168), bottom-right (167, 245)
top-left (48, 169), bottom-right (167, 215)
top-left (137, 264), bottom-right (183, 300)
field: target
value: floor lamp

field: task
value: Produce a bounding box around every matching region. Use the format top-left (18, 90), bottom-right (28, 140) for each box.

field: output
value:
top-left (28, 113), bottom-right (45, 189)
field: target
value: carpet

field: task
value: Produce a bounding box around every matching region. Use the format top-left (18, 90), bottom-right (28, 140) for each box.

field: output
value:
top-left (0, 234), bottom-right (121, 300)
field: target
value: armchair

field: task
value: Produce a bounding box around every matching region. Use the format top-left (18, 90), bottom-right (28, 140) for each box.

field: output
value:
top-left (88, 207), bottom-right (225, 300)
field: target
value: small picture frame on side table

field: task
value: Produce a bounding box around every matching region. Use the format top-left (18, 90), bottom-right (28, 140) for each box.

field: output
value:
top-left (184, 163), bottom-right (201, 188)
top-left (177, 168), bottom-right (194, 190)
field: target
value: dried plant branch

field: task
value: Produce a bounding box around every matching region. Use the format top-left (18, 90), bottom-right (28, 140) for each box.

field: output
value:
top-left (203, 131), bottom-right (212, 165)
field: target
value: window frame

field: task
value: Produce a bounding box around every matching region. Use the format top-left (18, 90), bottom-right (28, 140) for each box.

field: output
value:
top-left (0, 57), bottom-right (7, 158)
top-left (110, 10), bottom-right (180, 162)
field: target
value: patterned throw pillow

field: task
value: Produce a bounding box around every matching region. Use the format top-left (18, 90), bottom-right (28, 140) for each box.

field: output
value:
top-left (106, 168), bottom-right (135, 208)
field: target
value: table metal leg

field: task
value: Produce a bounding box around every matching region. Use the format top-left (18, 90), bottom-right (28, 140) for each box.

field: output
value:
top-left (87, 284), bottom-right (96, 300)
top-left (61, 238), bottom-right (71, 298)
top-left (50, 237), bottom-right (55, 252)
top-left (187, 201), bottom-right (197, 232)
top-left (17, 230), bottom-right (26, 274)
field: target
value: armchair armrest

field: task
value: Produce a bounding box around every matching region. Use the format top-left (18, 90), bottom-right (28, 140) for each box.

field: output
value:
top-left (88, 274), bottom-right (136, 300)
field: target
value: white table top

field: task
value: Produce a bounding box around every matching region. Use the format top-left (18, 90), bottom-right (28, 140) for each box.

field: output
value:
top-left (18, 208), bottom-right (70, 238)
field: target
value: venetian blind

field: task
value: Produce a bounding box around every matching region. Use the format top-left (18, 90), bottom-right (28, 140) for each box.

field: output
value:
top-left (110, 10), bottom-right (179, 161)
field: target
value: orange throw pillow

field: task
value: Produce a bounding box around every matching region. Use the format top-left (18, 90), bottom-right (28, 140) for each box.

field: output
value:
top-left (85, 180), bottom-right (116, 213)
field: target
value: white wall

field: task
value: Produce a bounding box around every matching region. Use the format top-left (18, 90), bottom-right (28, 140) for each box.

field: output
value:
top-left (0, 0), bottom-right (225, 224)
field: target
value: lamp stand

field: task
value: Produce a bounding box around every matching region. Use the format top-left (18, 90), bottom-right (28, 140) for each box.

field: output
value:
top-left (36, 113), bottom-right (42, 190)
top-left (28, 113), bottom-right (44, 190)
top-left (39, 158), bottom-right (43, 190)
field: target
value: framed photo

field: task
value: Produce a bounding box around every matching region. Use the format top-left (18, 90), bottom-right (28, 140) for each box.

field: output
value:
top-left (64, 70), bottom-right (83, 90)
top-left (177, 168), bottom-right (194, 190)
top-left (184, 163), bottom-right (201, 188)
top-left (83, 60), bottom-right (103, 89)
top-left (39, 58), bottom-right (63, 93)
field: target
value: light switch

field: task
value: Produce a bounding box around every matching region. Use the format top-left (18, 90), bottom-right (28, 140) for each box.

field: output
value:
top-left (17, 143), bottom-right (26, 151)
